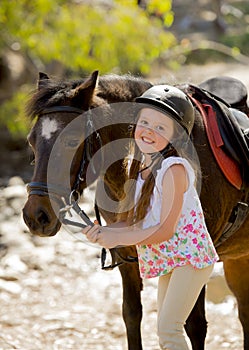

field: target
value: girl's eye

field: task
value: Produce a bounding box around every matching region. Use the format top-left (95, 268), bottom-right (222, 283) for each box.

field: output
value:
top-left (156, 125), bottom-right (165, 131)
top-left (138, 119), bottom-right (148, 126)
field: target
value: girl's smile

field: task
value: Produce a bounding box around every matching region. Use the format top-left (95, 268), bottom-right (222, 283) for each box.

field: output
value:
top-left (135, 108), bottom-right (174, 154)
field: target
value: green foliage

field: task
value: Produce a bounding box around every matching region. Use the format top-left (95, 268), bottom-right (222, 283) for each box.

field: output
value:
top-left (0, 0), bottom-right (175, 135)
top-left (146, 0), bottom-right (174, 27)
top-left (219, 1), bottom-right (249, 57)
top-left (222, 33), bottom-right (249, 57)
top-left (0, 0), bottom-right (175, 75)
top-left (0, 87), bottom-right (30, 137)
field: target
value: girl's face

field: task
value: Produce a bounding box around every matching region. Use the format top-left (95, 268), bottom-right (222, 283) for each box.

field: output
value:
top-left (134, 108), bottom-right (174, 154)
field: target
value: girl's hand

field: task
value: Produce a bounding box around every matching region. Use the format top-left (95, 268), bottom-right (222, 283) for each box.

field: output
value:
top-left (82, 224), bottom-right (101, 244)
top-left (82, 224), bottom-right (120, 249)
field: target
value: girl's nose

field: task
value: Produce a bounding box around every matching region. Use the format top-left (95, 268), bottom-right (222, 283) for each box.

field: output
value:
top-left (144, 126), bottom-right (154, 134)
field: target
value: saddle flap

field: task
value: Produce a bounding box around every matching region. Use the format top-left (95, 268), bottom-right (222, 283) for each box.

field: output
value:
top-left (217, 105), bottom-right (249, 166)
top-left (188, 84), bottom-right (249, 189)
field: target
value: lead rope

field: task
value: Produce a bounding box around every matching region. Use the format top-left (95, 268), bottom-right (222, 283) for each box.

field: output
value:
top-left (59, 185), bottom-right (138, 269)
top-left (59, 194), bottom-right (94, 228)
top-left (94, 202), bottom-right (121, 270)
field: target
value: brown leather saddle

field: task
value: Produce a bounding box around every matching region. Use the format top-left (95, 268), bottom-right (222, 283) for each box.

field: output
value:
top-left (187, 76), bottom-right (249, 247)
top-left (191, 76), bottom-right (249, 190)
top-left (199, 76), bottom-right (249, 189)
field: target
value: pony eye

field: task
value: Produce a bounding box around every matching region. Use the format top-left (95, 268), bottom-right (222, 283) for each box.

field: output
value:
top-left (30, 158), bottom-right (35, 166)
top-left (65, 139), bottom-right (80, 148)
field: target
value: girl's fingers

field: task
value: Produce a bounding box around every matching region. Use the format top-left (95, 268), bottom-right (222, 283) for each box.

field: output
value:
top-left (87, 229), bottom-right (98, 241)
top-left (83, 225), bottom-right (102, 243)
top-left (82, 225), bottom-right (99, 235)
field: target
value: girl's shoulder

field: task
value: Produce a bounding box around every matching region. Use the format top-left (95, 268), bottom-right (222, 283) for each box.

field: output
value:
top-left (156, 156), bottom-right (196, 188)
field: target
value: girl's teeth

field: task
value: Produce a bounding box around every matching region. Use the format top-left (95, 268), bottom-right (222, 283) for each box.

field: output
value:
top-left (142, 137), bottom-right (153, 144)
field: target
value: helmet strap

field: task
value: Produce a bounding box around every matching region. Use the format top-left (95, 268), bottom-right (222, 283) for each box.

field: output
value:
top-left (138, 143), bottom-right (174, 173)
top-left (138, 153), bottom-right (154, 173)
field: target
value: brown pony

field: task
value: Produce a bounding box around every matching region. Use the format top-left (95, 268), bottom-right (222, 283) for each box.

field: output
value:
top-left (23, 71), bottom-right (249, 350)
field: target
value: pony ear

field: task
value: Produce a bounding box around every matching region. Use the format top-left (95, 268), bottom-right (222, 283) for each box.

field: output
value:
top-left (82, 70), bottom-right (99, 90)
top-left (70, 70), bottom-right (99, 109)
top-left (38, 72), bottom-right (50, 90)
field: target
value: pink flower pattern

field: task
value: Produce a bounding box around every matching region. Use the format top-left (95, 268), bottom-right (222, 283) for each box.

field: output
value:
top-left (137, 209), bottom-right (218, 278)
top-left (136, 157), bottom-right (219, 279)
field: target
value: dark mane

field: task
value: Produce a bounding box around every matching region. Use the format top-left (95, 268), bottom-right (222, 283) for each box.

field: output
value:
top-left (98, 74), bottom-right (152, 103)
top-left (26, 74), bottom-right (152, 119)
top-left (26, 78), bottom-right (88, 119)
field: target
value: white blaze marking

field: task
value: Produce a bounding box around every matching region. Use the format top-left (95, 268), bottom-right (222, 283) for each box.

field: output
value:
top-left (41, 118), bottom-right (58, 140)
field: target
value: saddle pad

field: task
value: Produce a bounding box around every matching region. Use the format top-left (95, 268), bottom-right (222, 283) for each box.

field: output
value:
top-left (189, 95), bottom-right (242, 190)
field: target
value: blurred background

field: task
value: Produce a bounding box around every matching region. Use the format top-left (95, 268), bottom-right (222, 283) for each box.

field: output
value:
top-left (0, 1), bottom-right (248, 349)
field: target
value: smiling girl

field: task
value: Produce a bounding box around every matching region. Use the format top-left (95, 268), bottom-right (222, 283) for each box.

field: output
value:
top-left (82, 85), bottom-right (218, 349)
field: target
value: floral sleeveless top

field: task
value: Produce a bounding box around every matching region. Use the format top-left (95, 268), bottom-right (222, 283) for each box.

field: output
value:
top-left (135, 157), bottom-right (219, 279)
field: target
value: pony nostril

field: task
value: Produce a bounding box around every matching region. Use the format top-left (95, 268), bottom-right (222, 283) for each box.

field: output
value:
top-left (22, 204), bottom-right (58, 236)
top-left (36, 210), bottom-right (50, 225)
top-left (22, 210), bottom-right (32, 226)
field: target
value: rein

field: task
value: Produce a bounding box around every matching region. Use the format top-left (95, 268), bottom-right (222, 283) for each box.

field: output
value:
top-left (28, 105), bottom-right (138, 270)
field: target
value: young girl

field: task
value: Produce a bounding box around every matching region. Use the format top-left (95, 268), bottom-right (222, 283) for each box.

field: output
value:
top-left (82, 85), bottom-right (219, 350)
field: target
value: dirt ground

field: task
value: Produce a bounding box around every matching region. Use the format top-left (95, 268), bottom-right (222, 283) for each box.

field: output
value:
top-left (0, 178), bottom-right (245, 350)
top-left (0, 62), bottom-right (248, 350)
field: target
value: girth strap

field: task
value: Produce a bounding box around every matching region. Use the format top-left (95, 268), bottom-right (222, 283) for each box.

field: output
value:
top-left (215, 200), bottom-right (249, 248)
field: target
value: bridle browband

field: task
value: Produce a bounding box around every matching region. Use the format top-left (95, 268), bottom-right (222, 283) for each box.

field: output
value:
top-left (27, 105), bottom-right (138, 269)
top-left (38, 105), bottom-right (85, 115)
